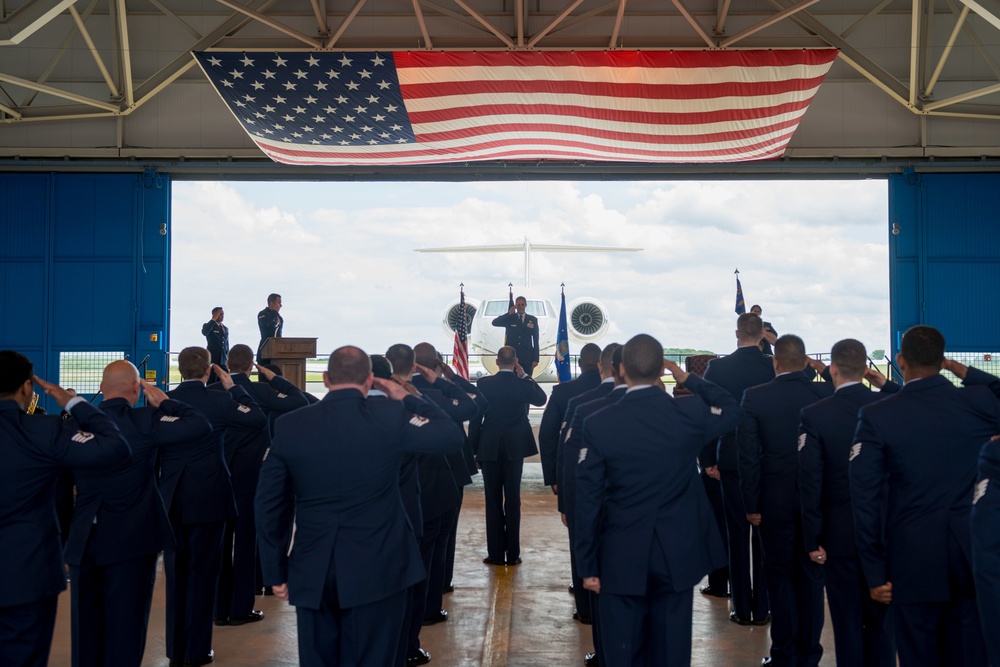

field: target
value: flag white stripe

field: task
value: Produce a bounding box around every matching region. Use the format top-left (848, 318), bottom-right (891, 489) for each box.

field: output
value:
top-left (410, 107), bottom-right (810, 139)
top-left (402, 87), bottom-right (822, 117)
top-left (396, 63), bottom-right (835, 87)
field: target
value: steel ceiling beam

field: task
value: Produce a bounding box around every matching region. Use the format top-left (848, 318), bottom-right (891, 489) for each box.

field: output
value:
top-left (146, 0), bottom-right (202, 40)
top-left (0, 71), bottom-right (119, 111)
top-left (412, 0), bottom-right (433, 48)
top-left (960, 0), bottom-right (1000, 31)
top-left (0, 0), bottom-right (78, 46)
top-left (21, 0), bottom-right (99, 106)
top-left (719, 0), bottom-right (821, 49)
top-left (69, 4), bottom-right (118, 99)
top-left (215, 0), bottom-right (322, 49)
top-left (841, 0), bottom-right (893, 39)
top-left (610, 0), bottom-right (626, 47)
top-left (326, 0), bottom-right (368, 49)
top-left (528, 0), bottom-right (587, 48)
top-left (926, 5), bottom-right (970, 97)
top-left (715, 0), bottom-right (731, 35)
top-left (670, 0), bottom-right (715, 48)
top-left (451, 0), bottom-right (513, 47)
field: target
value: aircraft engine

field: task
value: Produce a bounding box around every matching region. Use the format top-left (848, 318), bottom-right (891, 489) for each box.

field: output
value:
top-left (441, 298), bottom-right (479, 338)
top-left (567, 298), bottom-right (609, 343)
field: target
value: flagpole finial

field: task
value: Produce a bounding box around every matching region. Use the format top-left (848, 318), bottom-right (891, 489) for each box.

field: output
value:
top-left (508, 282), bottom-right (513, 291)
top-left (561, 282), bottom-right (565, 295)
top-left (734, 267), bottom-right (740, 275)
top-left (459, 282), bottom-right (464, 289)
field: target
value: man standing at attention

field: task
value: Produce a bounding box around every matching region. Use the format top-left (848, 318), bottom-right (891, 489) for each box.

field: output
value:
top-left (851, 326), bottom-right (1000, 667)
top-left (491, 296), bottom-right (540, 376)
top-left (202, 307), bottom-right (229, 371)
top-left (0, 350), bottom-right (130, 667)
top-left (575, 334), bottom-right (740, 667)
top-left (703, 313), bottom-right (774, 627)
top-left (257, 293), bottom-right (283, 365)
top-left (254, 346), bottom-right (464, 667)
top-left (471, 345), bottom-right (547, 566)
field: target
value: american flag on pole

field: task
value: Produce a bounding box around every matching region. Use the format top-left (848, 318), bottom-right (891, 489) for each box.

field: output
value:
top-left (193, 50), bottom-right (838, 166)
top-left (453, 285), bottom-right (470, 380)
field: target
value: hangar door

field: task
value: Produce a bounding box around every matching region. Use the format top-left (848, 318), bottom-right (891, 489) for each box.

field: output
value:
top-left (0, 173), bottom-right (170, 411)
top-left (889, 173), bottom-right (1000, 373)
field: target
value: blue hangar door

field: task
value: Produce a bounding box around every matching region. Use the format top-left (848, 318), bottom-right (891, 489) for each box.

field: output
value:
top-left (0, 172), bottom-right (171, 411)
top-left (889, 172), bottom-right (1000, 372)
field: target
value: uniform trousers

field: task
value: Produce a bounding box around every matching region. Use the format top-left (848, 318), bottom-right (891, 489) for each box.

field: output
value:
top-left (0, 594), bottom-right (58, 667)
top-left (702, 472), bottom-right (730, 593)
top-left (164, 519), bottom-right (225, 661)
top-left (215, 492), bottom-right (258, 621)
top-left (823, 555), bottom-right (894, 667)
top-left (480, 448), bottom-right (524, 562)
top-left (424, 506), bottom-right (458, 620)
top-left (443, 488), bottom-right (463, 589)
top-left (70, 534), bottom-right (158, 667)
top-left (759, 518), bottom-right (824, 667)
top-left (597, 539), bottom-right (693, 667)
top-left (720, 470), bottom-right (768, 621)
top-left (405, 512), bottom-right (446, 658)
top-left (298, 554), bottom-right (408, 667)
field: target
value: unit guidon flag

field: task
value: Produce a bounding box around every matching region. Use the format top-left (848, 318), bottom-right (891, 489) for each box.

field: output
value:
top-left (194, 49), bottom-right (839, 166)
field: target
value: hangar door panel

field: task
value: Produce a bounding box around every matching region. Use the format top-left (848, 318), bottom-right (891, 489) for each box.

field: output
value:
top-left (889, 174), bottom-right (1000, 370)
top-left (0, 173), bottom-right (171, 410)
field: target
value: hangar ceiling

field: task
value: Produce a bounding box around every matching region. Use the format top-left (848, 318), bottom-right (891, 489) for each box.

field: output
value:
top-left (4, 0), bottom-right (1000, 177)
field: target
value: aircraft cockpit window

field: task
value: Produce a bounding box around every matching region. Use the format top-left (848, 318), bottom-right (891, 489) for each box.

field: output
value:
top-left (483, 301), bottom-right (508, 316)
top-left (526, 301), bottom-right (552, 317)
top-left (482, 300), bottom-right (553, 317)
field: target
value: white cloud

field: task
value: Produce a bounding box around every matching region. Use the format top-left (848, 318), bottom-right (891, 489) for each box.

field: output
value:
top-left (170, 179), bottom-right (889, 361)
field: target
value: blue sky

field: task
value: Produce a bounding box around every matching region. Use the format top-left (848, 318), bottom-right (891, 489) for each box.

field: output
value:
top-left (169, 179), bottom-right (889, 360)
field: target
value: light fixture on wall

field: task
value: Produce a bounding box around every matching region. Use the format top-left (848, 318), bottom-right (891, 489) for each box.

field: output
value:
top-left (159, 223), bottom-right (167, 236)
top-left (891, 223), bottom-right (901, 236)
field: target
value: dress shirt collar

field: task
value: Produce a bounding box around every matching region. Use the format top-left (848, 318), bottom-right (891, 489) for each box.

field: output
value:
top-left (835, 380), bottom-right (862, 392)
top-left (600, 377), bottom-right (614, 384)
top-left (626, 383), bottom-right (656, 394)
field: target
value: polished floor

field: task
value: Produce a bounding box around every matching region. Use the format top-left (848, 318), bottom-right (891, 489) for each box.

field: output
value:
top-left (49, 461), bottom-right (837, 666)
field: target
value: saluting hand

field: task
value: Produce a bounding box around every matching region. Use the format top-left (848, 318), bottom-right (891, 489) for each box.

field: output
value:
top-left (414, 363), bottom-right (439, 385)
top-left (863, 367), bottom-right (888, 388)
top-left (254, 363), bottom-right (276, 381)
top-left (662, 360), bottom-right (689, 386)
top-left (373, 377), bottom-right (410, 400)
top-left (34, 376), bottom-right (76, 409)
top-left (140, 379), bottom-right (169, 408)
top-left (943, 358), bottom-right (969, 379)
top-left (438, 362), bottom-right (456, 380)
top-left (213, 364), bottom-right (235, 390)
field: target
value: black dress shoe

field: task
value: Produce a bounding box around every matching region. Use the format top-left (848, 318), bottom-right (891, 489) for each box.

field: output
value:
top-left (422, 609), bottom-right (448, 626)
top-left (572, 610), bottom-right (593, 625)
top-left (761, 658), bottom-right (773, 666)
top-left (729, 610), bottom-right (753, 626)
top-left (568, 584), bottom-right (575, 595)
top-left (228, 610), bottom-right (264, 626)
top-left (482, 556), bottom-right (505, 566)
top-left (584, 652), bottom-right (599, 667)
top-left (213, 618), bottom-right (229, 627)
top-left (443, 584), bottom-right (454, 593)
top-left (751, 614), bottom-right (772, 626)
top-left (699, 584), bottom-right (730, 598)
top-left (406, 648), bottom-right (431, 666)
top-left (263, 586), bottom-right (274, 596)
top-left (169, 649), bottom-right (214, 667)
top-left (506, 557), bottom-right (522, 566)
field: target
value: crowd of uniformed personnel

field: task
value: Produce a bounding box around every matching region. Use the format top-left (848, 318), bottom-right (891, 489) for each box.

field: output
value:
top-left (1, 312), bottom-right (1000, 667)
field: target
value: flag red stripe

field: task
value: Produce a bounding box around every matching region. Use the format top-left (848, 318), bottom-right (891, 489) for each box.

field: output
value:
top-left (411, 116), bottom-right (805, 147)
top-left (408, 98), bottom-right (815, 128)
top-left (398, 75), bottom-right (829, 103)
top-left (392, 49), bottom-right (840, 70)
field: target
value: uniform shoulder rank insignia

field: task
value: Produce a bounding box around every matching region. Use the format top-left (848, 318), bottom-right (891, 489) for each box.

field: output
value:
top-left (276, 393), bottom-right (287, 399)
top-left (710, 406), bottom-right (723, 416)
top-left (467, 393), bottom-right (477, 400)
top-left (849, 443), bottom-right (862, 461)
top-left (409, 415), bottom-right (429, 428)
top-left (71, 431), bottom-right (95, 444)
top-left (578, 447), bottom-right (587, 464)
top-left (974, 479), bottom-right (989, 505)
top-left (160, 415), bottom-right (179, 422)
top-left (563, 427), bottom-right (572, 443)
top-left (237, 404), bottom-right (252, 414)
top-left (797, 433), bottom-right (807, 451)
top-left (452, 399), bottom-right (460, 406)
top-left (262, 447), bottom-right (270, 461)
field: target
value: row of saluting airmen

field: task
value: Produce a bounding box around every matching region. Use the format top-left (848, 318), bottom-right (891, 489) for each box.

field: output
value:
top-left (3, 314), bottom-right (1000, 667)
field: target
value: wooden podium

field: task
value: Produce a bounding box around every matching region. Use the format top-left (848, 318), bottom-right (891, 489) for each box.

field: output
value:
top-left (260, 337), bottom-right (317, 391)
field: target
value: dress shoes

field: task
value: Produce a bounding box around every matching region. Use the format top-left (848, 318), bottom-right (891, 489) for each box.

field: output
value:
top-left (699, 584), bottom-right (730, 598)
top-left (584, 652), bottom-right (599, 667)
top-left (443, 584), bottom-right (454, 593)
top-left (482, 556), bottom-right (505, 566)
top-left (568, 584), bottom-right (575, 595)
top-left (761, 658), bottom-right (773, 666)
top-left (228, 610), bottom-right (265, 626)
top-left (728, 610), bottom-right (753, 626)
top-left (751, 614), bottom-right (772, 626)
top-left (506, 557), bottom-right (522, 566)
top-left (406, 648), bottom-right (432, 666)
top-left (422, 609), bottom-right (448, 626)
top-left (263, 586), bottom-right (274, 596)
top-left (573, 611), bottom-right (593, 625)
top-left (213, 618), bottom-right (229, 627)
top-left (168, 649), bottom-right (214, 667)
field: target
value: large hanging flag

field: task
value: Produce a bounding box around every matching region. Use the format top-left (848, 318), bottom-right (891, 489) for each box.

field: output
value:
top-left (194, 49), bottom-right (839, 166)
top-left (453, 284), bottom-right (470, 380)
top-left (555, 286), bottom-right (571, 383)
top-left (735, 269), bottom-right (746, 315)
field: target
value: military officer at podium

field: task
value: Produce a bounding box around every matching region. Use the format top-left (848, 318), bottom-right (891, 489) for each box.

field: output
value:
top-left (257, 293), bottom-right (283, 365)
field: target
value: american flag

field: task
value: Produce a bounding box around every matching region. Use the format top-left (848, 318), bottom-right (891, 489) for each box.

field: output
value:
top-left (194, 50), bottom-right (838, 166)
top-left (453, 286), bottom-right (470, 381)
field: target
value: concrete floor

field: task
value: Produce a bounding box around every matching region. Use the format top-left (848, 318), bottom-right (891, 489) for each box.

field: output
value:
top-left (48, 461), bottom-right (837, 666)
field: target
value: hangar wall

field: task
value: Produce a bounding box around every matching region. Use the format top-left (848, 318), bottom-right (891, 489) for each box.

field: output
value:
top-left (889, 172), bottom-right (1000, 363)
top-left (0, 172), bottom-right (171, 411)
